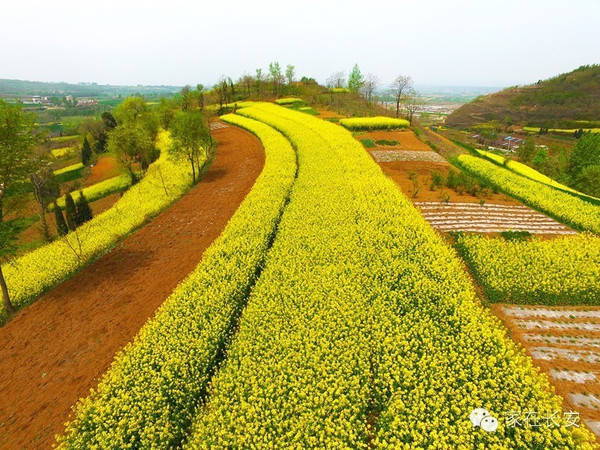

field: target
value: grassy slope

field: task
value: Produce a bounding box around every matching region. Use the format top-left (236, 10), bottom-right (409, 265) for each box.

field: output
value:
top-left (446, 65), bottom-right (600, 128)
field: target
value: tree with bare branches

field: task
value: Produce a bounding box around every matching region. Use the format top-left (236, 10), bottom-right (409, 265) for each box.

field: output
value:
top-left (391, 75), bottom-right (412, 118)
top-left (361, 74), bottom-right (378, 104)
top-left (404, 88), bottom-right (422, 125)
top-left (326, 72), bottom-right (346, 88)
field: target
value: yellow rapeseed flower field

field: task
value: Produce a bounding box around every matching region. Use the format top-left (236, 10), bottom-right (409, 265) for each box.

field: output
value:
top-left (458, 154), bottom-right (600, 233)
top-left (53, 173), bottom-right (131, 209)
top-left (183, 104), bottom-right (595, 448)
top-left (456, 232), bottom-right (600, 304)
top-left (476, 149), bottom-right (599, 202)
top-left (339, 116), bottom-right (410, 130)
top-left (57, 114), bottom-right (297, 448)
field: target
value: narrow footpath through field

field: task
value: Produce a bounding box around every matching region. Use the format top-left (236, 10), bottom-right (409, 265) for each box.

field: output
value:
top-left (0, 123), bottom-right (265, 449)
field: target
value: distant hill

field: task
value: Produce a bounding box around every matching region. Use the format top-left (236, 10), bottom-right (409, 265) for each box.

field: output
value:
top-left (0, 79), bottom-right (181, 98)
top-left (446, 65), bottom-right (600, 128)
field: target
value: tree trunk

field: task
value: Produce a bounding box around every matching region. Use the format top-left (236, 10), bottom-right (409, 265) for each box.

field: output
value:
top-left (190, 156), bottom-right (196, 184)
top-left (39, 203), bottom-right (50, 242)
top-left (127, 165), bottom-right (138, 185)
top-left (396, 96), bottom-right (400, 118)
top-left (0, 265), bottom-right (13, 314)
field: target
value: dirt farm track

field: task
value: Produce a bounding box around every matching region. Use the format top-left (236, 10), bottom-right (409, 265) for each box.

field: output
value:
top-left (0, 124), bottom-right (265, 449)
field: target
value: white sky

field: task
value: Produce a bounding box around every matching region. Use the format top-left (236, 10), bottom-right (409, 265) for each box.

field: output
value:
top-left (2, 0), bottom-right (599, 88)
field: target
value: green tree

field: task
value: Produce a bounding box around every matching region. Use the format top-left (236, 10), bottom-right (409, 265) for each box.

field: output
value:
top-left (110, 97), bottom-right (159, 180)
top-left (64, 192), bottom-right (78, 231)
top-left (101, 111), bottom-right (117, 130)
top-left (76, 191), bottom-right (93, 225)
top-left (196, 84), bottom-right (205, 111)
top-left (0, 100), bottom-right (37, 221)
top-left (53, 201), bottom-right (68, 236)
top-left (114, 97), bottom-right (148, 125)
top-left (569, 133), bottom-right (600, 178)
top-left (180, 85), bottom-right (193, 112)
top-left (517, 137), bottom-right (536, 163)
top-left (269, 62), bottom-right (283, 96)
top-left (348, 64), bottom-right (364, 93)
top-left (285, 65), bottom-right (295, 86)
top-left (575, 165), bottom-right (600, 197)
top-left (81, 136), bottom-right (93, 166)
top-left (0, 100), bottom-right (38, 312)
top-left (169, 111), bottom-right (213, 183)
top-left (255, 68), bottom-right (264, 97)
top-left (532, 148), bottom-right (548, 170)
top-left (158, 98), bottom-right (176, 130)
top-left (107, 124), bottom-right (155, 183)
top-left (93, 112), bottom-right (116, 154)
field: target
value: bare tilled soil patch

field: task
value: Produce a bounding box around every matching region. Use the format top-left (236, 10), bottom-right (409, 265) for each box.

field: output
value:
top-left (375, 161), bottom-right (516, 205)
top-left (370, 150), bottom-right (447, 163)
top-left (360, 129), bottom-right (432, 150)
top-left (492, 303), bottom-right (600, 436)
top-left (356, 130), bottom-right (569, 235)
top-left (415, 202), bottom-right (576, 235)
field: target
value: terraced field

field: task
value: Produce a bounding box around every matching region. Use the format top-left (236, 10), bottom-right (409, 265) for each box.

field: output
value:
top-left (55, 103), bottom-right (595, 447)
top-left (493, 304), bottom-right (600, 437)
top-left (416, 202), bottom-right (576, 234)
top-left (358, 128), bottom-right (573, 235)
top-left (3, 103), bottom-right (597, 448)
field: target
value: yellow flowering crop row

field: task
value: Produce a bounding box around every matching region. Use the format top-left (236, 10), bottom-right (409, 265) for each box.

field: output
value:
top-left (51, 145), bottom-right (78, 158)
top-left (523, 126), bottom-right (600, 134)
top-left (457, 154), bottom-right (600, 234)
top-left (330, 87), bottom-right (350, 93)
top-left (53, 162), bottom-right (84, 176)
top-left (339, 116), bottom-right (409, 130)
top-left (274, 97), bottom-right (303, 105)
top-left (456, 232), bottom-right (600, 305)
top-left (0, 132), bottom-right (194, 322)
top-left (186, 104), bottom-right (594, 448)
top-left (476, 149), bottom-right (599, 202)
top-left (53, 173), bottom-right (131, 209)
top-left (57, 114), bottom-right (297, 448)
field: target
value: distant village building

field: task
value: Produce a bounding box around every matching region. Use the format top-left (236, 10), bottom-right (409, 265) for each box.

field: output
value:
top-left (76, 97), bottom-right (98, 106)
top-left (21, 95), bottom-right (51, 105)
top-left (502, 135), bottom-right (522, 150)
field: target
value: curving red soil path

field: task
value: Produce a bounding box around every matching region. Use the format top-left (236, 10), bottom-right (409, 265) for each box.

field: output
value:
top-left (0, 124), bottom-right (265, 449)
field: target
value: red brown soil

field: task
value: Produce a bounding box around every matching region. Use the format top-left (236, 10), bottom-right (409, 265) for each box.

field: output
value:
top-left (377, 160), bottom-right (519, 205)
top-left (491, 304), bottom-right (600, 424)
top-left (361, 130), bottom-right (432, 151)
top-left (317, 109), bottom-right (345, 119)
top-left (0, 124), bottom-right (265, 449)
top-left (85, 155), bottom-right (122, 186)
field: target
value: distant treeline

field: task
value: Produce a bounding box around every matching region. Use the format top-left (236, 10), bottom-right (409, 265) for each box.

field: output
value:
top-left (0, 79), bottom-right (181, 97)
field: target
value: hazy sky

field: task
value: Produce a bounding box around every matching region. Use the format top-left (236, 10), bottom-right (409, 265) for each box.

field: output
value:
top-left (2, 0), bottom-right (599, 88)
